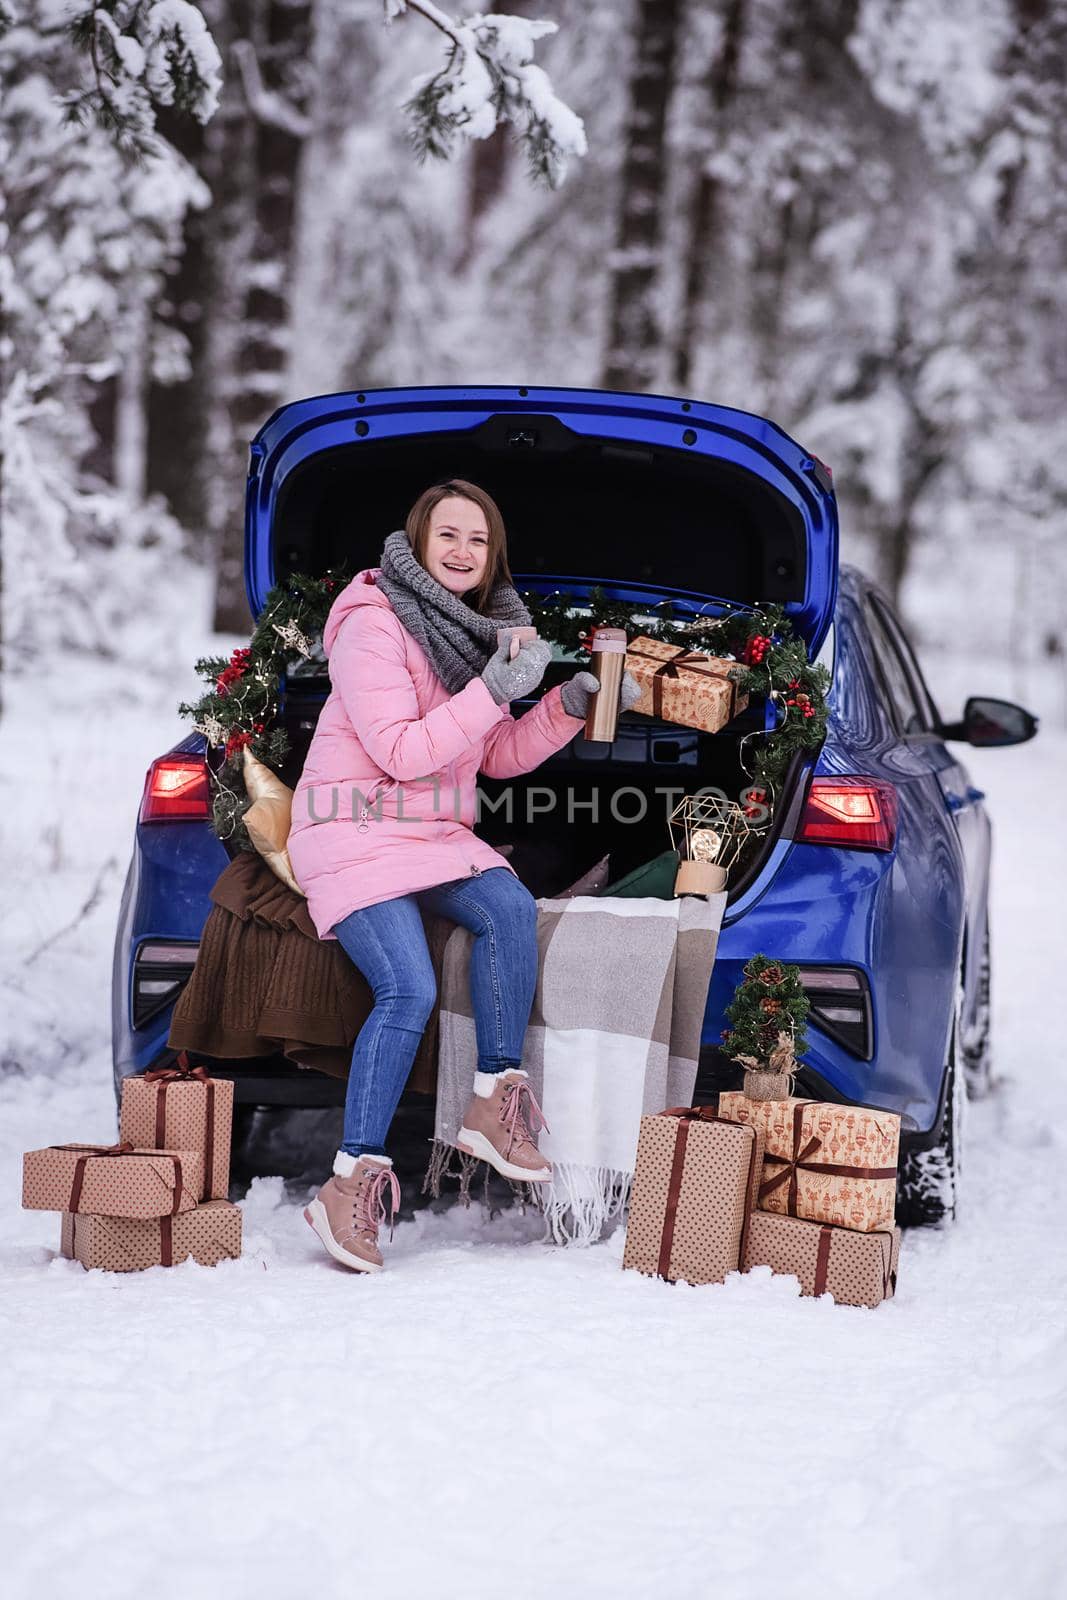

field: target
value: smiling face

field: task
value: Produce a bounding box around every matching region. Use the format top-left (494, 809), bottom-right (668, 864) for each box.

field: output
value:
top-left (421, 495), bottom-right (491, 596)
top-left (404, 479), bottom-right (513, 612)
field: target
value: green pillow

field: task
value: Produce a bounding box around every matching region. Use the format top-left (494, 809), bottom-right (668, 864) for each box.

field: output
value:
top-left (602, 849), bottom-right (680, 899)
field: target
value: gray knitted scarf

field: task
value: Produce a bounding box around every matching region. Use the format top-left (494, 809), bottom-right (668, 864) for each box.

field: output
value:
top-left (373, 527), bottom-right (532, 693)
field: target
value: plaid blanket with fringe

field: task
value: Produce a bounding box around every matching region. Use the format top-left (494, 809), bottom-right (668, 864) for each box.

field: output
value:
top-left (425, 891), bottom-right (726, 1245)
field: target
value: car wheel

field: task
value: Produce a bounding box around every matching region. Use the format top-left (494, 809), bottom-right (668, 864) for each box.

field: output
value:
top-left (896, 989), bottom-right (964, 1229)
top-left (962, 920), bottom-right (993, 1100)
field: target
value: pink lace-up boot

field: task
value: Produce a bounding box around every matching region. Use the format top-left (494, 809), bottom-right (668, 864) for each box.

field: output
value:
top-left (457, 1068), bottom-right (552, 1182)
top-left (304, 1153), bottom-right (401, 1272)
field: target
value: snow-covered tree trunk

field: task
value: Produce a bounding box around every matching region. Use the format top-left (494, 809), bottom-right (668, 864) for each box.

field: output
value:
top-left (0, 0), bottom-right (220, 705)
top-left (114, 301), bottom-right (150, 502)
top-left (453, 0), bottom-right (535, 271)
top-left (0, 182), bottom-right (7, 719)
top-left (144, 103), bottom-right (214, 550)
top-left (455, 127), bottom-right (514, 271)
top-left (207, 0), bottom-right (312, 633)
top-left (671, 0), bottom-right (747, 391)
top-left (601, 0), bottom-right (682, 392)
top-left (194, 0), bottom-right (258, 616)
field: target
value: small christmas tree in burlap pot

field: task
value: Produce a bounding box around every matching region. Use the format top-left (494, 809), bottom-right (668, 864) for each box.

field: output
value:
top-left (720, 954), bottom-right (810, 1101)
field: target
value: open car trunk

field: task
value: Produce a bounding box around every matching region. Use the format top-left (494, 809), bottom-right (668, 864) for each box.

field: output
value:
top-left (260, 404), bottom-right (834, 635)
top-left (277, 663), bottom-right (807, 904)
top-left (252, 388), bottom-right (837, 902)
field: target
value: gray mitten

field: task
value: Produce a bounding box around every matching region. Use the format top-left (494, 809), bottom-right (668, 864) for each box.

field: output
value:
top-left (480, 637), bottom-right (553, 705)
top-left (561, 668), bottom-right (641, 718)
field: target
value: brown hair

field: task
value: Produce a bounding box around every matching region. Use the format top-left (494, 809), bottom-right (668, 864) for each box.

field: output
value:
top-left (404, 479), bottom-right (514, 613)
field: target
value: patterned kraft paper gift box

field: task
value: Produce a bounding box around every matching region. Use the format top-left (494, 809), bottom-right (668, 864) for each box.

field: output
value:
top-left (624, 636), bottom-right (749, 736)
top-left (22, 1144), bottom-right (203, 1217)
top-left (60, 1199), bottom-right (242, 1272)
top-left (743, 1211), bottom-right (901, 1309)
top-left (715, 1093), bottom-right (900, 1233)
top-left (120, 1058), bottom-right (234, 1200)
top-left (623, 1109), bottom-right (765, 1285)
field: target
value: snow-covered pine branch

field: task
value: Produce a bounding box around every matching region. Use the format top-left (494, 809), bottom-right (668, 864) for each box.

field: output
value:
top-left (63, 0), bottom-right (222, 157)
top-left (0, 0), bottom-right (217, 682)
top-left (384, 1), bottom-right (587, 189)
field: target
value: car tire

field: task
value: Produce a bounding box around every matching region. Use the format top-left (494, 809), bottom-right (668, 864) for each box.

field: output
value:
top-left (962, 919), bottom-right (993, 1100)
top-left (896, 989), bottom-right (964, 1229)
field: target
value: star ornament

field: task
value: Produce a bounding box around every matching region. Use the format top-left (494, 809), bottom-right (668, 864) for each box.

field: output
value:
top-left (272, 619), bottom-right (314, 657)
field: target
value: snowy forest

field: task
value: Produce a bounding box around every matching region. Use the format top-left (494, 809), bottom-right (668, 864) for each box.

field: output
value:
top-left (3, 10), bottom-right (1067, 1595)
top-left (2, 0), bottom-right (1065, 702)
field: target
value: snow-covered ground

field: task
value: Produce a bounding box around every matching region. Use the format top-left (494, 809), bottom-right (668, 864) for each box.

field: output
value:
top-left (2, 599), bottom-right (1065, 1600)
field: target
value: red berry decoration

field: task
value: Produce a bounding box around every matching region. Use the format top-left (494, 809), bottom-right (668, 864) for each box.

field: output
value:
top-left (743, 786), bottom-right (768, 819)
top-left (216, 651), bottom-right (251, 696)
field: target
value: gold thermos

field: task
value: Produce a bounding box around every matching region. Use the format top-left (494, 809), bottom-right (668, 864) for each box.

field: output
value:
top-left (583, 627), bottom-right (628, 743)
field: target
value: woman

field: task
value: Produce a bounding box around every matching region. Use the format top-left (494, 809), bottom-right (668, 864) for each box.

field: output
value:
top-left (288, 479), bottom-right (638, 1272)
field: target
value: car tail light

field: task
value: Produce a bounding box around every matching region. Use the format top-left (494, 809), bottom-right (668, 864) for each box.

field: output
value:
top-left (796, 966), bottom-right (873, 1059)
top-left (796, 777), bottom-right (898, 851)
top-left (132, 941), bottom-right (199, 1027)
top-left (139, 756), bottom-right (211, 822)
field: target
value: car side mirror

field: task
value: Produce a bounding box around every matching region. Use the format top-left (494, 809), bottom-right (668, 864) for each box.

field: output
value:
top-left (940, 696), bottom-right (1039, 747)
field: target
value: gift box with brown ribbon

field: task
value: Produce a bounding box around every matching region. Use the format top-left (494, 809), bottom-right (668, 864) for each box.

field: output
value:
top-left (625, 636), bottom-right (749, 735)
top-left (22, 1143), bottom-right (203, 1217)
top-left (622, 1107), bottom-right (764, 1285)
top-left (743, 1210), bottom-right (901, 1309)
top-left (119, 1054), bottom-right (234, 1200)
top-left (60, 1199), bottom-right (242, 1272)
top-left (716, 1093), bottom-right (900, 1233)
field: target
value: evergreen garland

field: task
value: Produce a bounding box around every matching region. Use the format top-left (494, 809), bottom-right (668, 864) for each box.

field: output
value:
top-left (720, 954), bottom-right (811, 1069)
top-left (519, 587), bottom-right (830, 797)
top-left (178, 567), bottom-right (351, 849)
top-left (179, 576), bottom-right (830, 849)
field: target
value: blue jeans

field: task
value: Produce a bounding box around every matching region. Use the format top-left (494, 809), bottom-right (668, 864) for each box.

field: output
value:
top-left (331, 867), bottom-right (538, 1158)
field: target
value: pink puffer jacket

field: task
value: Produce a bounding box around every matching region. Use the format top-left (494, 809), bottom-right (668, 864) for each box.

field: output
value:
top-left (287, 568), bottom-right (584, 939)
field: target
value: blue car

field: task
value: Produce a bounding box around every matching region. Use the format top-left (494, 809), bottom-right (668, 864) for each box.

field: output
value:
top-left (112, 385), bottom-right (1038, 1225)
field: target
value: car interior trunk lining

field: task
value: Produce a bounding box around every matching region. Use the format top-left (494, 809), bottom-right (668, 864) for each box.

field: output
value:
top-left (271, 424), bottom-right (808, 610)
top-left (260, 430), bottom-right (816, 904)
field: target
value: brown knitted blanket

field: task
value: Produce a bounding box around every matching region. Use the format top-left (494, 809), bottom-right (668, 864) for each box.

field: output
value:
top-left (167, 851), bottom-right (445, 1090)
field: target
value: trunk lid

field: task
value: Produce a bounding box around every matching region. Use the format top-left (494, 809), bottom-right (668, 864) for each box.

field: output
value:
top-left (245, 386), bottom-right (839, 654)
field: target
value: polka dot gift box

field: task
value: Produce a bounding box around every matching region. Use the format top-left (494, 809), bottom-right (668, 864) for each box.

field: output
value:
top-left (119, 1056), bottom-right (234, 1201)
top-left (623, 1108), bottom-right (764, 1286)
top-left (60, 1200), bottom-right (242, 1273)
top-left (742, 1210), bottom-right (901, 1310)
top-left (22, 1143), bottom-right (203, 1218)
